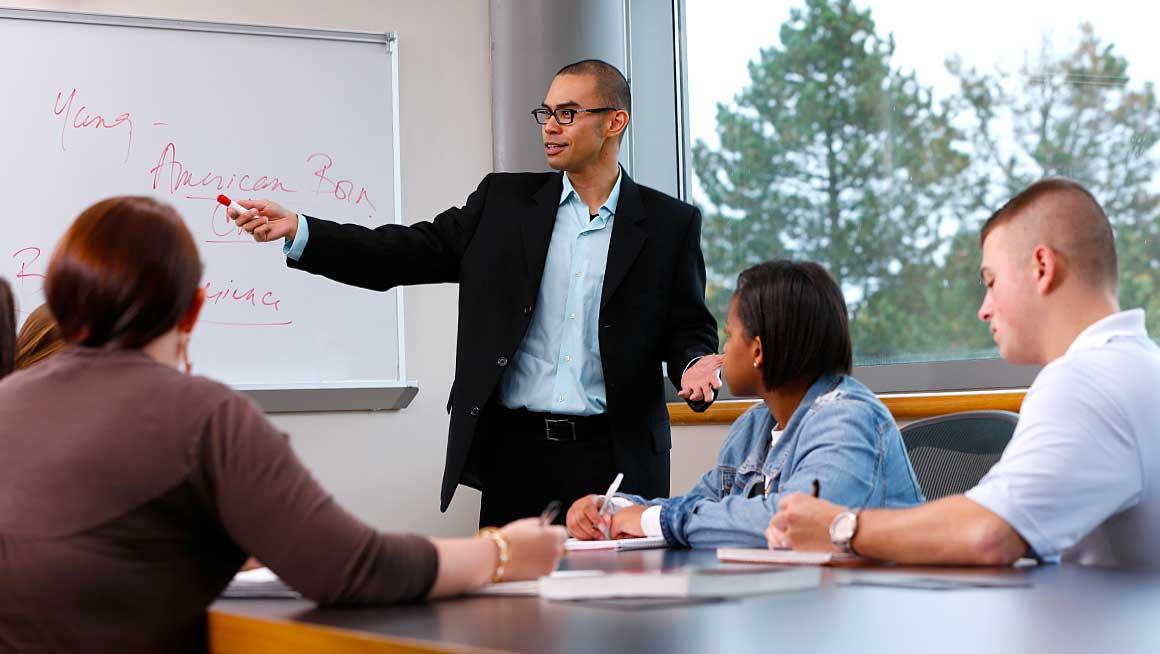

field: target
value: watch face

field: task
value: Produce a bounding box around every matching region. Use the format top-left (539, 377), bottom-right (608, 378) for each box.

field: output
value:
top-left (831, 512), bottom-right (856, 541)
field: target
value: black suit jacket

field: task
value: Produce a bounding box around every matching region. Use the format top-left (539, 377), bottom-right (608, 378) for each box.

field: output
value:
top-left (289, 172), bottom-right (718, 510)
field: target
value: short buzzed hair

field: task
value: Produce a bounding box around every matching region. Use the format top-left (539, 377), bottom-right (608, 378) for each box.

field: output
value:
top-left (980, 178), bottom-right (1118, 291)
top-left (555, 59), bottom-right (631, 114)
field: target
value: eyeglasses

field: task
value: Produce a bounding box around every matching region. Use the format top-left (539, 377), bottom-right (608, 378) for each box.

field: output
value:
top-left (531, 107), bottom-right (617, 125)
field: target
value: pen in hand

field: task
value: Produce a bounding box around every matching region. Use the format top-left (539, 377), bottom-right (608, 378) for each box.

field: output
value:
top-left (597, 473), bottom-right (624, 539)
top-left (811, 479), bottom-right (820, 498)
top-left (539, 500), bottom-right (562, 527)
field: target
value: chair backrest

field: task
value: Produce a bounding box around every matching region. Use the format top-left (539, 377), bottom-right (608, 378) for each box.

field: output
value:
top-left (901, 410), bottom-right (1019, 501)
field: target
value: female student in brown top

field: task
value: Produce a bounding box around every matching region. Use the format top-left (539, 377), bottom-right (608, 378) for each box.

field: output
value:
top-left (13, 303), bottom-right (66, 371)
top-left (0, 196), bottom-right (567, 653)
top-left (0, 278), bottom-right (14, 378)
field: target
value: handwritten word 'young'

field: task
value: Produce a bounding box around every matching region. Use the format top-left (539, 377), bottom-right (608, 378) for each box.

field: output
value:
top-left (308, 153), bottom-right (378, 211)
top-left (150, 143), bottom-right (297, 197)
top-left (203, 279), bottom-right (284, 313)
top-left (52, 89), bottom-right (134, 164)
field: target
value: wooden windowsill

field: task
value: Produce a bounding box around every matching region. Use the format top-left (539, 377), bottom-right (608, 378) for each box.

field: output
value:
top-left (668, 389), bottom-right (1027, 426)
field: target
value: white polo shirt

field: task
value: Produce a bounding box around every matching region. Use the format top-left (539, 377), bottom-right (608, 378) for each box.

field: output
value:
top-left (966, 309), bottom-right (1160, 567)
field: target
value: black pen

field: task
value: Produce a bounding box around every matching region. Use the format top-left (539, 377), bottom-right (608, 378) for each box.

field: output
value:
top-left (811, 479), bottom-right (820, 498)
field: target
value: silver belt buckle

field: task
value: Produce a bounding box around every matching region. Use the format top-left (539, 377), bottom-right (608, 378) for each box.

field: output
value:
top-left (545, 419), bottom-right (577, 442)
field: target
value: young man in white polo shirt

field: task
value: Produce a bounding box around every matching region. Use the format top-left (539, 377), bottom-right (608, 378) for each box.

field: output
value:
top-left (767, 178), bottom-right (1160, 568)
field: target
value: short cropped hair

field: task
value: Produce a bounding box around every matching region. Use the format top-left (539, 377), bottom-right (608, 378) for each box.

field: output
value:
top-left (46, 196), bottom-right (203, 349)
top-left (980, 178), bottom-right (1118, 289)
top-left (0, 278), bottom-right (14, 378)
top-left (734, 260), bottom-right (853, 390)
top-left (555, 59), bottom-right (631, 113)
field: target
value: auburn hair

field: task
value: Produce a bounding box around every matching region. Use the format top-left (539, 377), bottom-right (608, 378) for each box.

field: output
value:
top-left (45, 196), bottom-right (202, 349)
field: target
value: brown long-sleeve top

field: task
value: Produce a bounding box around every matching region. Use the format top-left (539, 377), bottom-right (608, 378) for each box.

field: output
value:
top-left (0, 347), bottom-right (438, 653)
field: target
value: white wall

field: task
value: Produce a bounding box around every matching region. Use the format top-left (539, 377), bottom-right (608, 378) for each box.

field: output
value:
top-left (8, 0), bottom-right (730, 537)
top-left (670, 424), bottom-right (727, 493)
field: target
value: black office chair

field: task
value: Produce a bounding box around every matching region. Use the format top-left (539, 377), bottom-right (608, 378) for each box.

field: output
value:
top-left (901, 410), bottom-right (1019, 500)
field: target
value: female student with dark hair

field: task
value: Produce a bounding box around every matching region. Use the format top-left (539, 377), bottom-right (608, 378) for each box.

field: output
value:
top-left (0, 197), bottom-right (566, 652)
top-left (13, 303), bottom-right (66, 371)
top-left (0, 278), bottom-right (14, 378)
top-left (566, 260), bottom-right (924, 548)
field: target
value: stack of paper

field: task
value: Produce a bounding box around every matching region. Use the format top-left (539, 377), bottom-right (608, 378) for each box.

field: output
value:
top-left (221, 567), bottom-right (301, 599)
top-left (716, 547), bottom-right (863, 566)
top-left (540, 565), bottom-right (820, 599)
top-left (468, 579), bottom-right (543, 596)
top-left (468, 570), bottom-right (600, 596)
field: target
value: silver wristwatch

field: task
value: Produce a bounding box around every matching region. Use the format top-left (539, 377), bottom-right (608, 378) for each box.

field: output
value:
top-left (829, 510), bottom-right (859, 554)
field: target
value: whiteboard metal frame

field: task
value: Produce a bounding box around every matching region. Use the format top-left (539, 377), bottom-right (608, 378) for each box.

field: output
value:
top-left (238, 382), bottom-right (419, 413)
top-left (0, 8), bottom-right (417, 412)
top-left (0, 7), bottom-right (389, 43)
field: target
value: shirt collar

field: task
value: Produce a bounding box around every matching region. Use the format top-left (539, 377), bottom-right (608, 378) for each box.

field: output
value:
top-left (1065, 308), bottom-right (1148, 355)
top-left (560, 167), bottom-right (623, 217)
top-left (769, 426), bottom-right (783, 444)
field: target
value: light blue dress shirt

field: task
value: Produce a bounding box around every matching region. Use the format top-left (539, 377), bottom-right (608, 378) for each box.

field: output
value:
top-left (285, 170), bottom-right (621, 416)
top-left (284, 214), bottom-right (310, 260)
top-left (498, 170), bottom-right (621, 415)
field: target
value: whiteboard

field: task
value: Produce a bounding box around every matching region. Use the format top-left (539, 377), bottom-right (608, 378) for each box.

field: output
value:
top-left (0, 9), bottom-right (415, 410)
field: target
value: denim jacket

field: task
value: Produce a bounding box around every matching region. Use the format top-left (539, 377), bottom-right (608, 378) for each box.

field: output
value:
top-left (620, 373), bottom-right (924, 548)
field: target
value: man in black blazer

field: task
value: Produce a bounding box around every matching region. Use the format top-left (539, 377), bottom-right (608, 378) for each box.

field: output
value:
top-left (231, 60), bottom-right (721, 528)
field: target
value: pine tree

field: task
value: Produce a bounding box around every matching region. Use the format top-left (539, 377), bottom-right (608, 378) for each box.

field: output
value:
top-left (692, 0), bottom-right (968, 358)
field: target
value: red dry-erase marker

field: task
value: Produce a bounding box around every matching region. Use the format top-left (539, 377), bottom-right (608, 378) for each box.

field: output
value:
top-left (216, 194), bottom-right (249, 216)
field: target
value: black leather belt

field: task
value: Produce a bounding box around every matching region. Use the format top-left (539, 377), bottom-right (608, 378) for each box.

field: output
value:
top-left (496, 408), bottom-right (610, 442)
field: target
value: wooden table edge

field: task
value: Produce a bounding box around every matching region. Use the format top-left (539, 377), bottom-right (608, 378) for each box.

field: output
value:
top-left (208, 607), bottom-right (513, 654)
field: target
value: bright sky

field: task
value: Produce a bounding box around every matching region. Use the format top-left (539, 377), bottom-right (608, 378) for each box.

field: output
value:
top-left (686, 0), bottom-right (1160, 151)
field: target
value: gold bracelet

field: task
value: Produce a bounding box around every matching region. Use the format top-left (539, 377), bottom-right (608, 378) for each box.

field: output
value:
top-left (478, 527), bottom-right (510, 583)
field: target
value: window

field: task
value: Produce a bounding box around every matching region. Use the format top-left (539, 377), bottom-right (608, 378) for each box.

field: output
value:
top-left (674, 0), bottom-right (1159, 391)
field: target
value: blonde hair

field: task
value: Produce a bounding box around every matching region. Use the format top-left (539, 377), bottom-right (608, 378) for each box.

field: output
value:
top-left (15, 304), bottom-right (66, 371)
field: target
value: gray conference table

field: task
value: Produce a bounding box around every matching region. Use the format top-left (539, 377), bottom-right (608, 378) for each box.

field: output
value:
top-left (210, 548), bottom-right (1160, 653)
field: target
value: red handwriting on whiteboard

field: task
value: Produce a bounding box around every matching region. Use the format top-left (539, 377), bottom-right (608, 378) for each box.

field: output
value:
top-left (188, 196), bottom-right (276, 241)
top-left (12, 247), bottom-right (47, 290)
top-left (205, 200), bottom-right (251, 240)
top-left (202, 279), bottom-right (284, 313)
top-left (149, 143), bottom-right (298, 196)
top-left (52, 89), bottom-right (134, 164)
top-left (307, 153), bottom-right (378, 211)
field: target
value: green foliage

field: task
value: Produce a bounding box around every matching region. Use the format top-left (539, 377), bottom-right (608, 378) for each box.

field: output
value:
top-left (949, 23), bottom-right (1160, 335)
top-left (694, 1), bottom-right (1160, 362)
